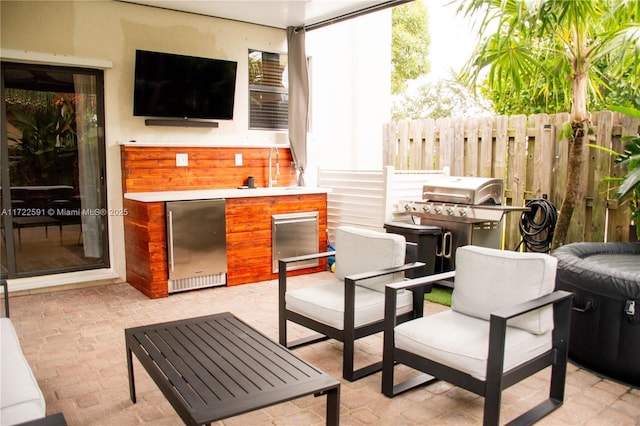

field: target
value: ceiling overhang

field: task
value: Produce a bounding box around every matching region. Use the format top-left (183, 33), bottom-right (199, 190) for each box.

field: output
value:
top-left (119, 1), bottom-right (412, 31)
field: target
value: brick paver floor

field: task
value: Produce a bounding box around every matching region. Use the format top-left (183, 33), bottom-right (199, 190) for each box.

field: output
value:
top-left (6, 273), bottom-right (640, 425)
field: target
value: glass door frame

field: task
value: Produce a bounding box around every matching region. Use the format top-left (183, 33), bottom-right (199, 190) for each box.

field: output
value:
top-left (1, 61), bottom-right (110, 279)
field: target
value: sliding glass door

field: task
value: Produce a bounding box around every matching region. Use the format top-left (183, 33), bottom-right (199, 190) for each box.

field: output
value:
top-left (1, 62), bottom-right (109, 279)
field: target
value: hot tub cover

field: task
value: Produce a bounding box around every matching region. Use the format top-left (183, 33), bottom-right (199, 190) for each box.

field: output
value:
top-left (552, 242), bottom-right (640, 300)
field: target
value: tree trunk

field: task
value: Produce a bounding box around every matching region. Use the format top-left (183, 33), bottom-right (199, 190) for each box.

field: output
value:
top-left (553, 31), bottom-right (590, 249)
top-left (552, 119), bottom-right (588, 249)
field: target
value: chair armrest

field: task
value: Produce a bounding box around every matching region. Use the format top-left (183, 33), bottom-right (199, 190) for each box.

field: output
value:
top-left (338, 262), bottom-right (426, 336)
top-left (278, 251), bottom-right (335, 293)
top-left (345, 262), bottom-right (426, 283)
top-left (490, 290), bottom-right (573, 322)
top-left (486, 290), bottom-right (573, 381)
top-left (278, 251), bottom-right (336, 345)
top-left (386, 271), bottom-right (456, 291)
top-left (279, 250), bottom-right (336, 266)
top-left (278, 251), bottom-right (335, 296)
top-left (383, 270), bottom-right (456, 335)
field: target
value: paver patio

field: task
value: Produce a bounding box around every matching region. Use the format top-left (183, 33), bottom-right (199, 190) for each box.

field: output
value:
top-left (6, 273), bottom-right (640, 425)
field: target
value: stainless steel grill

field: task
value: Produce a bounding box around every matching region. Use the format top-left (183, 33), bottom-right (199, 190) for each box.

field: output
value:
top-left (402, 176), bottom-right (512, 224)
top-left (400, 176), bottom-right (526, 276)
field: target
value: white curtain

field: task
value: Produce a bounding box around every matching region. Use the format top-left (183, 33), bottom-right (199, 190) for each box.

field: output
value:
top-left (73, 74), bottom-right (102, 258)
top-left (287, 27), bottom-right (309, 186)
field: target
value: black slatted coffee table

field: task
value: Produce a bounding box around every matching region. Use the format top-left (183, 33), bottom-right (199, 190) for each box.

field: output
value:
top-left (125, 312), bottom-right (340, 426)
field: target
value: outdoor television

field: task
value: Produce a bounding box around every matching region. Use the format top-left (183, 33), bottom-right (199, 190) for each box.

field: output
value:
top-left (133, 50), bottom-right (237, 120)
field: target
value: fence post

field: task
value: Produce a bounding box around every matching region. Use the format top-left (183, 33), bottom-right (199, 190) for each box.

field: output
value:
top-left (409, 120), bottom-right (423, 170)
top-left (530, 113), bottom-right (554, 199)
top-left (424, 118), bottom-right (437, 170)
top-left (382, 121), bottom-right (397, 167)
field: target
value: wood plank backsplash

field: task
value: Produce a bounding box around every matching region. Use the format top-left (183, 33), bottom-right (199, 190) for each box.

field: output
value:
top-left (121, 146), bottom-right (295, 193)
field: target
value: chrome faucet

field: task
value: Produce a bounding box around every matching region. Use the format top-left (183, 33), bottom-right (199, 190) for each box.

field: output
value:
top-left (268, 147), bottom-right (279, 187)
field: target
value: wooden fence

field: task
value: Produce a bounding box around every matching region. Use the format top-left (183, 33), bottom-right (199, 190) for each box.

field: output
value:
top-left (382, 111), bottom-right (640, 248)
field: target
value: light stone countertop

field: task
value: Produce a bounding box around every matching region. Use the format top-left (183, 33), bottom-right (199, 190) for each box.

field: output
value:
top-left (124, 186), bottom-right (330, 202)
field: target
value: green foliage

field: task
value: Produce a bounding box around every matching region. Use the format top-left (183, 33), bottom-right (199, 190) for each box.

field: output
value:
top-left (483, 58), bottom-right (640, 116)
top-left (559, 121), bottom-right (575, 142)
top-left (457, 0), bottom-right (640, 117)
top-left (611, 107), bottom-right (640, 238)
top-left (455, 0), bottom-right (640, 247)
top-left (588, 105), bottom-right (640, 238)
top-left (7, 91), bottom-right (78, 186)
top-left (392, 76), bottom-right (492, 119)
top-left (391, 0), bottom-right (430, 95)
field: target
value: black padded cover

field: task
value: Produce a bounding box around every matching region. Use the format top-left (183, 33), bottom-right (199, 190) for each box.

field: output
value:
top-left (553, 242), bottom-right (640, 300)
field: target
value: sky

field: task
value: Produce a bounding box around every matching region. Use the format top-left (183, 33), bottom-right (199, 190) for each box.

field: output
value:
top-left (424, 0), bottom-right (478, 80)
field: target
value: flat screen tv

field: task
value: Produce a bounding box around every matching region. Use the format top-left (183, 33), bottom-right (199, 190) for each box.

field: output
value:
top-left (133, 50), bottom-right (237, 120)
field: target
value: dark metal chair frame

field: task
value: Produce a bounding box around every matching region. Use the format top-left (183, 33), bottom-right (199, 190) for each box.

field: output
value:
top-left (382, 271), bottom-right (573, 426)
top-left (1, 279), bottom-right (9, 317)
top-left (279, 251), bottom-right (427, 382)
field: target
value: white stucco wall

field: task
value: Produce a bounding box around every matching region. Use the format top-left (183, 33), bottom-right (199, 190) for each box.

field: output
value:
top-left (306, 11), bottom-right (392, 185)
top-left (0, 1), bottom-right (392, 290)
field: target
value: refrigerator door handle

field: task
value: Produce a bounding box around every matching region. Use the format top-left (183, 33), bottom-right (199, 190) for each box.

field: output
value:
top-left (168, 210), bottom-right (175, 272)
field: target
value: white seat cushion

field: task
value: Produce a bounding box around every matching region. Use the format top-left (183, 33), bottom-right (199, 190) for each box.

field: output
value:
top-left (1, 318), bottom-right (46, 426)
top-left (286, 280), bottom-right (414, 330)
top-left (394, 310), bottom-right (552, 381)
top-left (452, 245), bottom-right (557, 334)
top-left (334, 226), bottom-right (406, 293)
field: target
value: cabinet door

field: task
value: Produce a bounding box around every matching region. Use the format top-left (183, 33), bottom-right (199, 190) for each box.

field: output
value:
top-left (272, 212), bottom-right (318, 272)
top-left (166, 199), bottom-right (226, 280)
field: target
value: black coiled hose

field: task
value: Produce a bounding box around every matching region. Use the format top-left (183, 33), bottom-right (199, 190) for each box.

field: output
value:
top-left (517, 197), bottom-right (558, 253)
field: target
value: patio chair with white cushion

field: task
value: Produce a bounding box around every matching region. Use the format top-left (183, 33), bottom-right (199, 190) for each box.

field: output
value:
top-left (382, 245), bottom-right (573, 425)
top-left (278, 225), bottom-right (427, 381)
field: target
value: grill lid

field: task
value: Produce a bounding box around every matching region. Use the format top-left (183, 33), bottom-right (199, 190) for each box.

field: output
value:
top-left (422, 176), bottom-right (503, 205)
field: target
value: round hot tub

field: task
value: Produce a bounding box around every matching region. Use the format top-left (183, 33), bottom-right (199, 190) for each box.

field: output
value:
top-left (553, 242), bottom-right (640, 386)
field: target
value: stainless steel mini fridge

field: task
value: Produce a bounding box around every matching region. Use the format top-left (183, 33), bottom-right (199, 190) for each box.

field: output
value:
top-left (166, 199), bottom-right (227, 292)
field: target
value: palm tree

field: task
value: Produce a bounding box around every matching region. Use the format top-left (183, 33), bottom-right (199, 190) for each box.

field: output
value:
top-left (457, 0), bottom-right (640, 248)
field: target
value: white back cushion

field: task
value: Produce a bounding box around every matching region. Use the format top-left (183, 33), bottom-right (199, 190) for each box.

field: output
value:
top-left (335, 226), bottom-right (406, 293)
top-left (451, 245), bottom-right (557, 334)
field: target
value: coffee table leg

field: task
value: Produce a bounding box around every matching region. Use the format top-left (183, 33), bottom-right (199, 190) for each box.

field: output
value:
top-left (127, 347), bottom-right (136, 403)
top-left (325, 385), bottom-right (340, 426)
